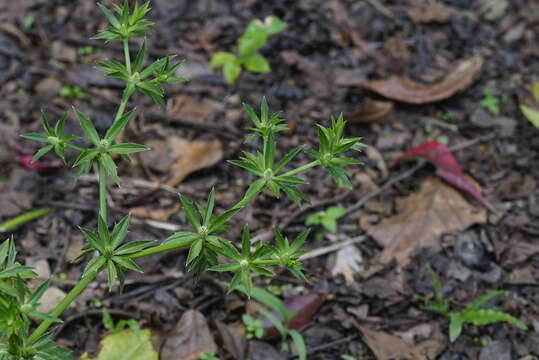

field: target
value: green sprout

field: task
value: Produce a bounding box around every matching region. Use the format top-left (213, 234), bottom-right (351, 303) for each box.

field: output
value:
top-left (199, 351), bottom-right (220, 360)
top-left (305, 206), bottom-right (346, 233)
top-left (242, 314), bottom-right (265, 339)
top-left (210, 16), bottom-right (287, 83)
top-left (520, 82), bottom-right (539, 130)
top-left (59, 85), bottom-right (86, 99)
top-left (480, 90), bottom-right (502, 116)
top-left (419, 265), bottom-right (527, 342)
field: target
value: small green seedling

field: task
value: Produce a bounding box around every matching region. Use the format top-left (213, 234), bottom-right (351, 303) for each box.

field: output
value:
top-left (101, 308), bottom-right (139, 334)
top-left (21, 13), bottom-right (36, 33)
top-left (520, 82), bottom-right (539, 130)
top-left (78, 46), bottom-right (97, 56)
top-left (242, 314), bottom-right (265, 339)
top-left (59, 85), bottom-right (86, 99)
top-left (341, 356), bottom-right (359, 360)
top-left (419, 265), bottom-right (527, 342)
top-left (305, 206), bottom-right (346, 233)
top-left (437, 111), bottom-right (455, 122)
top-left (199, 351), bottom-right (220, 360)
top-left (210, 16), bottom-right (287, 83)
top-left (247, 287), bottom-right (307, 360)
top-left (480, 90), bottom-right (502, 116)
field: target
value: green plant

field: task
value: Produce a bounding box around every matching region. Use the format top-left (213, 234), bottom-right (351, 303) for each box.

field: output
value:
top-left (248, 287), bottom-right (307, 360)
top-left (419, 265), bottom-right (527, 342)
top-left (78, 46), bottom-right (97, 56)
top-left (59, 85), bottom-right (86, 99)
top-left (101, 308), bottom-right (139, 334)
top-left (210, 16), bottom-right (287, 83)
top-left (305, 206), bottom-right (346, 233)
top-left (1, 1), bottom-right (363, 358)
top-left (520, 82), bottom-right (539, 129)
top-left (242, 314), bottom-right (265, 339)
top-left (198, 351), bottom-right (220, 360)
top-left (480, 90), bottom-right (502, 116)
top-left (341, 355), bottom-right (359, 360)
top-left (437, 111), bottom-right (455, 122)
top-left (21, 13), bottom-right (36, 33)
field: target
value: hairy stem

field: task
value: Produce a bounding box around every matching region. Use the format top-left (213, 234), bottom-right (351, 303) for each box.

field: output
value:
top-left (123, 39), bottom-right (131, 75)
top-left (280, 160), bottom-right (319, 177)
top-left (98, 162), bottom-right (107, 221)
top-left (28, 271), bottom-right (99, 344)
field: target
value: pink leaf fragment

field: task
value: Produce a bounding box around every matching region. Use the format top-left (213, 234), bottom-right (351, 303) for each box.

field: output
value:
top-left (402, 141), bottom-right (491, 209)
top-left (17, 154), bottom-right (62, 173)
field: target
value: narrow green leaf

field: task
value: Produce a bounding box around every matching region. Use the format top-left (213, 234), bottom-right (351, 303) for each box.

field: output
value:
top-left (40, 111), bottom-right (54, 136)
top-left (54, 113), bottom-right (68, 135)
top-left (21, 133), bottom-right (49, 143)
top-left (108, 143), bottom-right (150, 154)
top-left (32, 145), bottom-right (53, 163)
top-left (186, 238), bottom-right (203, 264)
top-left (203, 188), bottom-right (215, 226)
top-left (100, 153), bottom-right (121, 186)
top-left (241, 224), bottom-right (250, 258)
top-left (82, 256), bottom-right (107, 277)
top-left (273, 146), bottom-right (303, 173)
top-left (289, 329), bottom-right (307, 360)
top-left (98, 3), bottom-right (121, 28)
top-left (179, 195), bottom-right (201, 229)
top-left (105, 108), bottom-right (136, 142)
top-left (110, 214), bottom-right (131, 249)
top-left (73, 107), bottom-right (100, 146)
top-left (113, 256), bottom-right (142, 273)
top-left (106, 261), bottom-right (118, 290)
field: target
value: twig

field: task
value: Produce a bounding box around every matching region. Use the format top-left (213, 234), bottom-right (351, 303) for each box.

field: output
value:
top-left (299, 236), bottom-right (366, 261)
top-left (147, 111), bottom-right (240, 139)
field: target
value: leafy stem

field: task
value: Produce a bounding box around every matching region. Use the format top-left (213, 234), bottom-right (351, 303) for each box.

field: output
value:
top-left (98, 162), bottom-right (108, 221)
top-left (280, 160), bottom-right (320, 177)
top-left (123, 39), bottom-right (131, 75)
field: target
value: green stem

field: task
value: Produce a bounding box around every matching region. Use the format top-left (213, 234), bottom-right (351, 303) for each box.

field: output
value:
top-left (123, 39), bottom-right (131, 75)
top-left (98, 163), bottom-right (107, 221)
top-left (65, 143), bottom-right (85, 152)
top-left (28, 271), bottom-right (99, 344)
top-left (280, 160), bottom-right (319, 177)
top-left (128, 239), bottom-right (193, 259)
top-left (0, 208), bottom-right (53, 233)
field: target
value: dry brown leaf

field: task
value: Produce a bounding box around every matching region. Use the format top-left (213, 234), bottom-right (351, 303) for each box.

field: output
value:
top-left (361, 177), bottom-right (486, 266)
top-left (358, 323), bottom-right (446, 360)
top-left (166, 136), bottom-right (223, 186)
top-left (170, 95), bottom-right (216, 122)
top-left (407, 3), bottom-right (454, 23)
top-left (131, 203), bottom-right (180, 222)
top-left (361, 56), bottom-right (484, 104)
top-left (216, 321), bottom-right (247, 360)
top-left (161, 310), bottom-right (217, 360)
top-left (348, 99), bottom-right (394, 124)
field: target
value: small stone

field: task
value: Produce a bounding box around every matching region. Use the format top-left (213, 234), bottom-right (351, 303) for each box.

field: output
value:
top-left (479, 340), bottom-right (512, 360)
top-left (35, 77), bottom-right (61, 96)
top-left (38, 287), bottom-right (67, 313)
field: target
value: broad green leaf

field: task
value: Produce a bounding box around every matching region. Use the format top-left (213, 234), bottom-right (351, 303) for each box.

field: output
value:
top-left (246, 16), bottom-right (287, 36)
top-left (222, 62), bottom-right (241, 83)
top-left (80, 328), bottom-right (158, 360)
top-left (320, 218), bottom-right (337, 233)
top-left (242, 53), bottom-right (270, 73)
top-left (238, 30), bottom-right (267, 57)
top-left (209, 52), bottom-right (237, 68)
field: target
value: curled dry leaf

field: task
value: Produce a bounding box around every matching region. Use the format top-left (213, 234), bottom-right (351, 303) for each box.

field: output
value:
top-left (330, 244), bottom-right (365, 283)
top-left (348, 99), bottom-right (394, 124)
top-left (161, 310), bottom-right (217, 360)
top-left (361, 56), bottom-right (484, 104)
top-left (263, 293), bottom-right (327, 339)
top-left (402, 141), bottom-right (491, 208)
top-left (216, 320), bottom-right (247, 360)
top-left (357, 323), bottom-right (446, 360)
top-left (361, 177), bottom-right (486, 266)
top-left (166, 136), bottom-right (223, 186)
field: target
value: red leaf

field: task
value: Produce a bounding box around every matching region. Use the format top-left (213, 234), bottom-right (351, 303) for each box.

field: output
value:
top-left (17, 154), bottom-right (62, 173)
top-left (402, 141), bottom-right (491, 208)
top-left (263, 293), bottom-right (327, 339)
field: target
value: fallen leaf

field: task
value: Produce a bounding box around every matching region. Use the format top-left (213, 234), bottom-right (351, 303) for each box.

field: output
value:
top-left (165, 136), bottom-right (223, 186)
top-left (407, 3), bottom-right (454, 23)
top-left (348, 99), bottom-right (394, 124)
top-left (402, 141), bottom-right (490, 208)
top-left (263, 293), bottom-right (327, 339)
top-left (131, 203), bottom-right (180, 222)
top-left (80, 328), bottom-right (158, 360)
top-left (161, 310), bottom-right (217, 360)
top-left (361, 177), bottom-right (486, 266)
top-left (330, 244), bottom-right (365, 283)
top-left (362, 56), bottom-right (484, 104)
top-left (247, 341), bottom-right (284, 360)
top-left (170, 95), bottom-right (219, 122)
top-left (357, 323), bottom-right (446, 360)
top-left (216, 321), bottom-right (247, 360)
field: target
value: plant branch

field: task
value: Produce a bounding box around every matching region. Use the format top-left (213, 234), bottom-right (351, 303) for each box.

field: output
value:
top-left (280, 160), bottom-right (319, 177)
top-left (98, 162), bottom-right (107, 220)
top-left (27, 271), bottom-right (99, 344)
